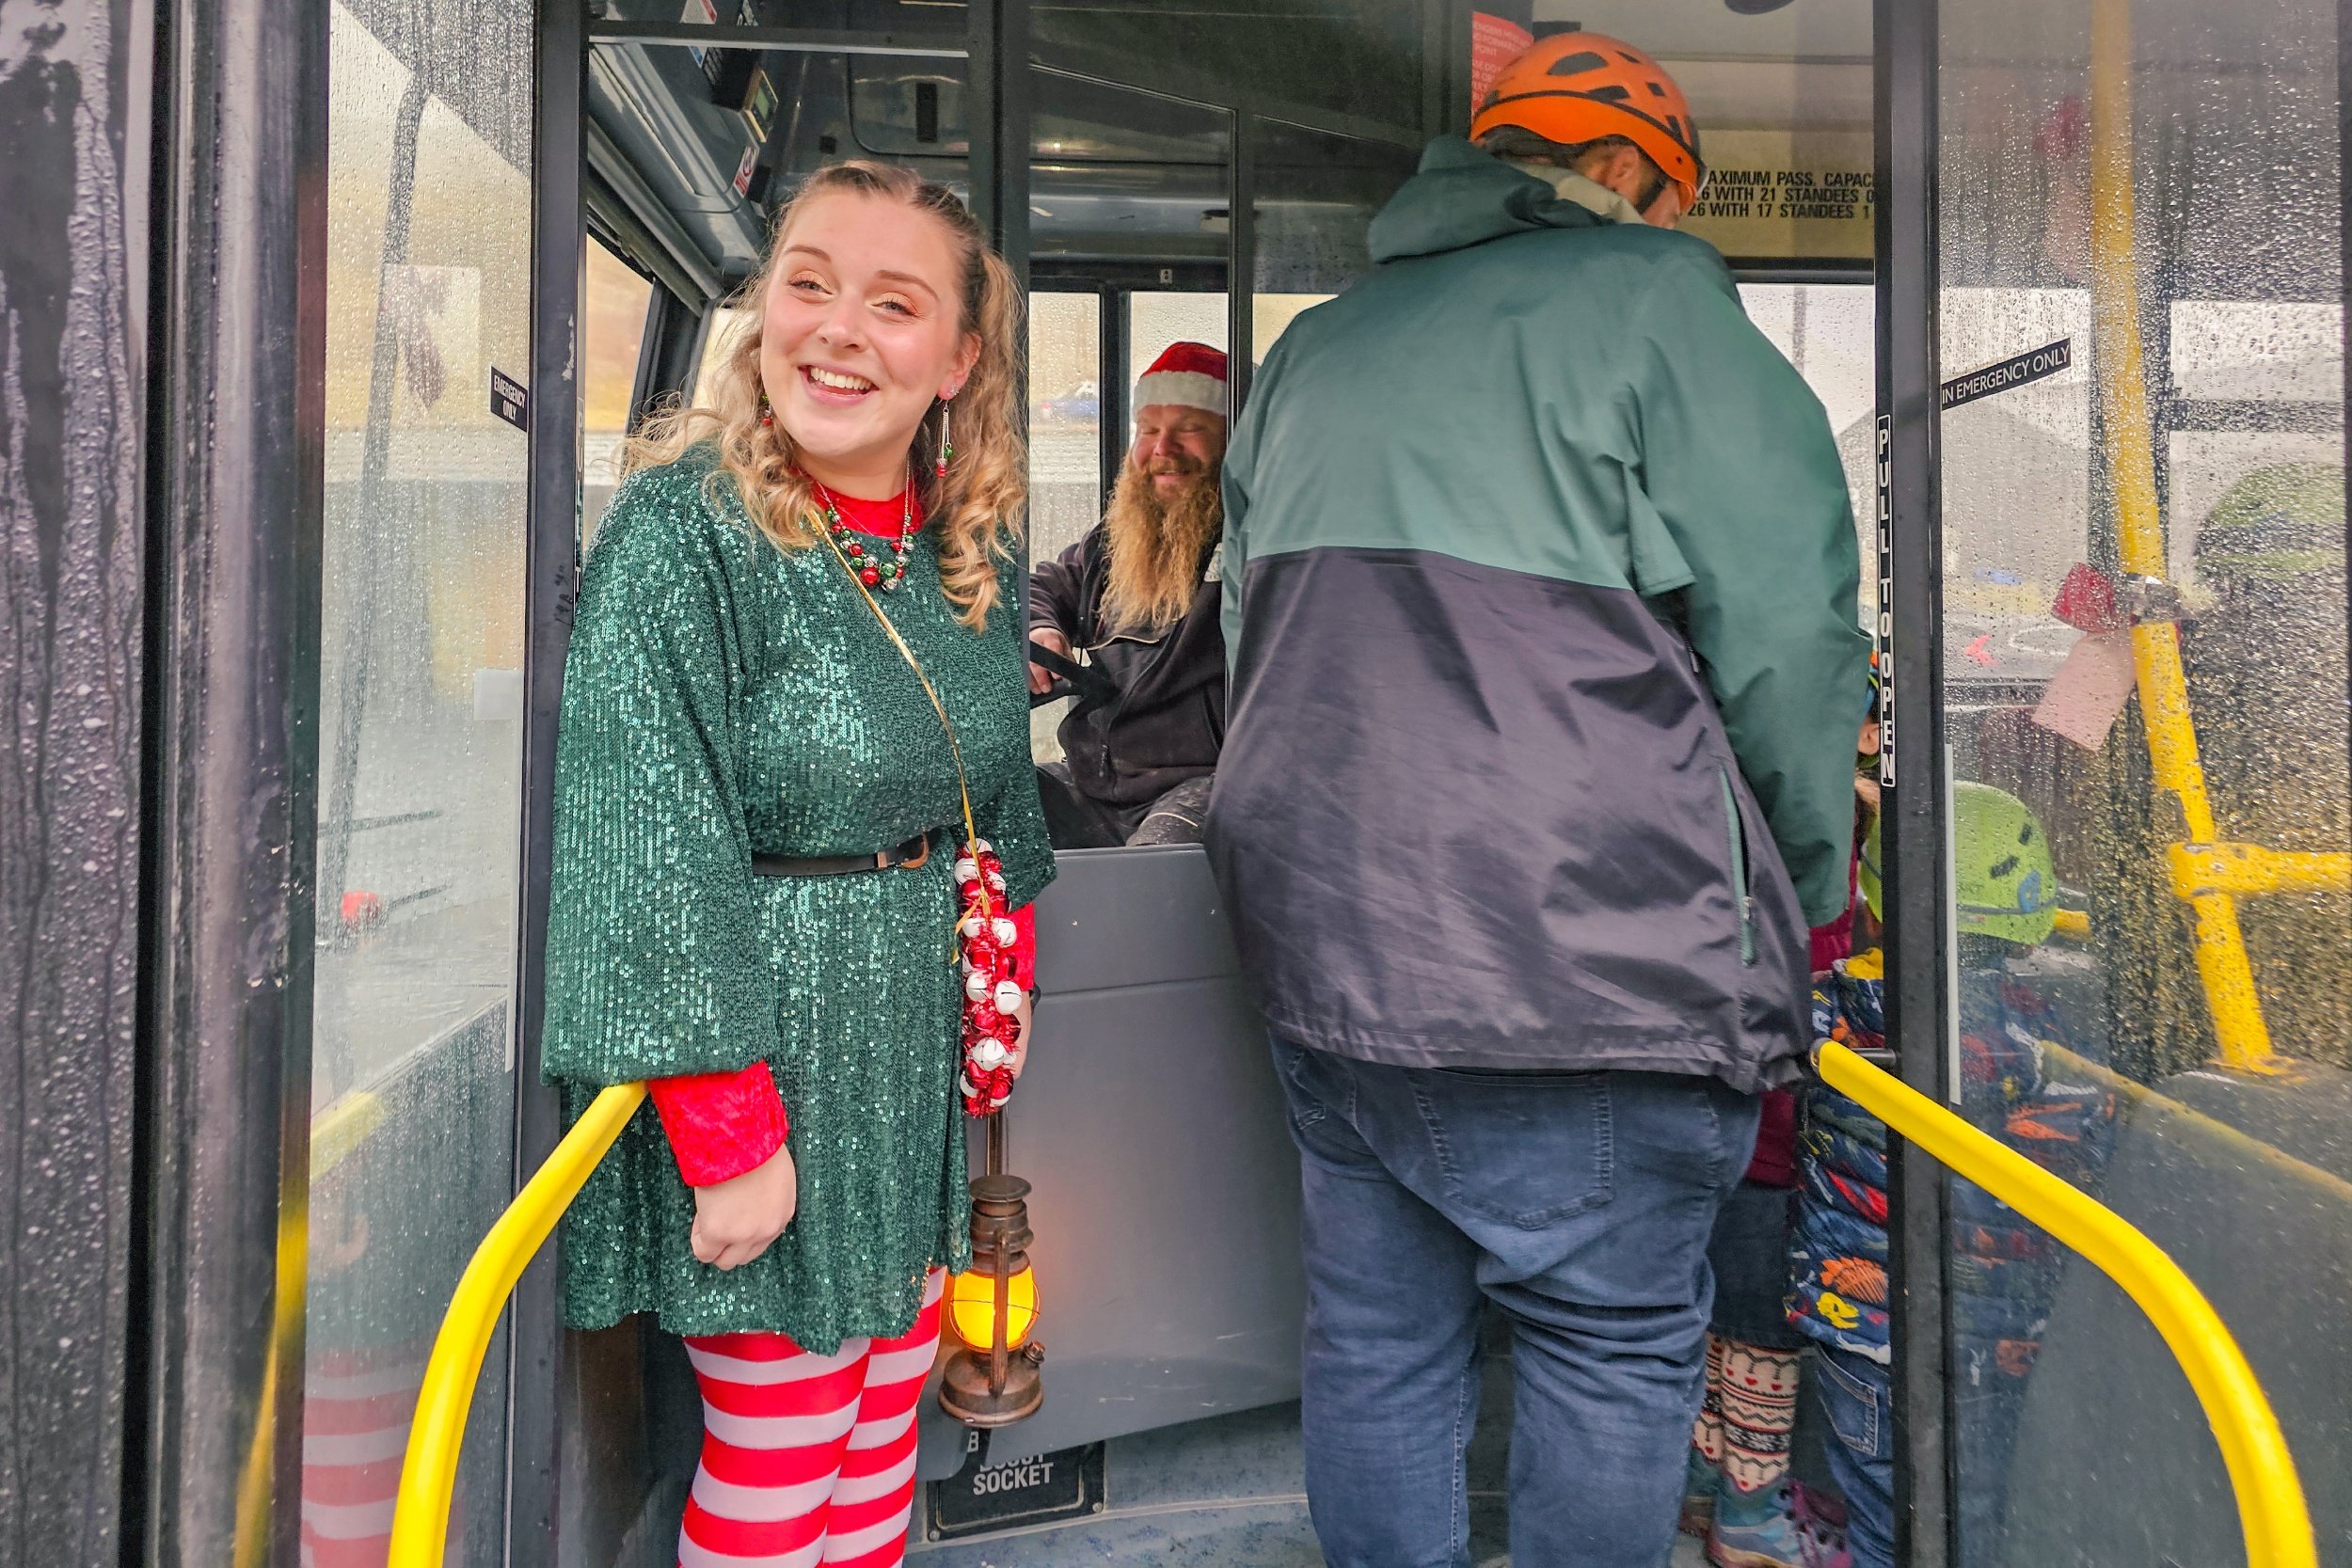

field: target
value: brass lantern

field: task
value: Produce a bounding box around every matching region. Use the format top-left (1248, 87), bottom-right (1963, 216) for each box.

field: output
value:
top-left (939, 1116), bottom-right (1044, 1427)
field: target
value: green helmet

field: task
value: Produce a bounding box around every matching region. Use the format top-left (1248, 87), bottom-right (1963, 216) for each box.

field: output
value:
top-left (1954, 782), bottom-right (2056, 944)
top-left (2199, 464), bottom-right (2344, 585)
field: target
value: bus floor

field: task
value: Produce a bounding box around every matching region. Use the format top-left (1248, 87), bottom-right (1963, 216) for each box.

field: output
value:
top-left (902, 1332), bottom-right (1788, 1565)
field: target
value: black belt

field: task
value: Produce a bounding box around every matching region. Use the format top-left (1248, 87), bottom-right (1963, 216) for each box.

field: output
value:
top-left (753, 829), bottom-right (941, 879)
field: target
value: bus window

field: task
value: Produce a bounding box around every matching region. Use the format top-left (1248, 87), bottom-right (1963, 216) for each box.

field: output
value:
top-left (580, 236), bottom-right (654, 548)
top-left (1029, 291), bottom-right (1102, 768)
top-left (1933, 1), bottom-right (2347, 1561)
top-left (1249, 116), bottom-right (1415, 321)
top-left (1128, 293), bottom-right (1229, 391)
top-left (1029, 292), bottom-right (1104, 562)
top-left (1740, 282), bottom-right (1879, 626)
top-left (1256, 293), bottom-right (1327, 356)
top-left (306, 4), bottom-right (532, 1560)
top-left (693, 304), bottom-right (753, 412)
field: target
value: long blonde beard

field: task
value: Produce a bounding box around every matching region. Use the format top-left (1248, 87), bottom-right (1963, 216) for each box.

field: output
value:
top-left (1100, 462), bottom-right (1222, 635)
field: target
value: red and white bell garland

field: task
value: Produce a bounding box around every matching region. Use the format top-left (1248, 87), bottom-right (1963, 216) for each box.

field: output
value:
top-left (954, 837), bottom-right (1023, 1115)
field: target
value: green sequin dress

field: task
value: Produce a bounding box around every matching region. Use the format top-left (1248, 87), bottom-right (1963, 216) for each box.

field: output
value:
top-left (542, 447), bottom-right (1055, 1352)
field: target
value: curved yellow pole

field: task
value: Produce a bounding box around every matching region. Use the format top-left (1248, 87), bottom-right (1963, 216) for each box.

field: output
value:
top-left (1819, 1042), bottom-right (2314, 1568)
top-left (231, 1089), bottom-right (386, 1568)
top-left (2087, 0), bottom-right (2277, 1071)
top-left (385, 1082), bottom-right (647, 1568)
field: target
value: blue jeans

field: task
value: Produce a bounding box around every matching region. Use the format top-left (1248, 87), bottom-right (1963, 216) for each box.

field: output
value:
top-left (1708, 1180), bottom-right (1804, 1349)
top-left (1814, 1345), bottom-right (1895, 1568)
top-left (1272, 1039), bottom-right (1761, 1568)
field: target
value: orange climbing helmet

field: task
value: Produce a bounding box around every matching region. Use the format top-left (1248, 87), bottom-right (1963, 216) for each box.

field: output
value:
top-left (1470, 31), bottom-right (1708, 212)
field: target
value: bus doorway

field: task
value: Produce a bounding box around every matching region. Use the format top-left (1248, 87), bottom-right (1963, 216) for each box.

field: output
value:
top-left (262, 0), bottom-right (2348, 1566)
top-left (519, 4), bottom-right (1889, 1564)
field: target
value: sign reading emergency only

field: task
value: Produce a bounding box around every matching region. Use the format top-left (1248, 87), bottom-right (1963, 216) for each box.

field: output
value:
top-left (1939, 338), bottom-right (2074, 411)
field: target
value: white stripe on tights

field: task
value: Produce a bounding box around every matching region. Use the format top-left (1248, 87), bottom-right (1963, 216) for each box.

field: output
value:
top-left (820, 1509), bottom-right (916, 1562)
top-left (700, 1399), bottom-right (862, 1451)
top-left (842, 1402), bottom-right (917, 1451)
top-left (678, 1532), bottom-right (823, 1568)
top-left (862, 1339), bottom-right (937, 1387)
top-left (687, 1339), bottom-right (869, 1387)
top-left (689, 1469), bottom-right (835, 1524)
top-left (829, 1449), bottom-right (917, 1507)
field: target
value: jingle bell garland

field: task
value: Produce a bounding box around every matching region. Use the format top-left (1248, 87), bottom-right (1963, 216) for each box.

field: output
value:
top-left (953, 836), bottom-right (1023, 1115)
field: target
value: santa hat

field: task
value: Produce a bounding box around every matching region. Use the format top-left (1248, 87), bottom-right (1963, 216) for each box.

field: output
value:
top-left (1133, 341), bottom-right (1229, 419)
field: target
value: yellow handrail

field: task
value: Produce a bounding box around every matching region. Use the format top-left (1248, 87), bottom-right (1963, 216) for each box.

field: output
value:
top-left (385, 1082), bottom-right (647, 1567)
top-left (1818, 1042), bottom-right (2315, 1568)
top-left (2168, 843), bottom-right (2352, 903)
top-left (2088, 0), bottom-right (2281, 1072)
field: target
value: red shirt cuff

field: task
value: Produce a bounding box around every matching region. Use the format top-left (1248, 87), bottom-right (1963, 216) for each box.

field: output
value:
top-left (1009, 904), bottom-right (1037, 992)
top-left (649, 1061), bottom-right (789, 1187)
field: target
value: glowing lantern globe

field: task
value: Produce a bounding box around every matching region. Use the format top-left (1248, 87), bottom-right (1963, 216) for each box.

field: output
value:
top-left (948, 1263), bottom-right (1039, 1350)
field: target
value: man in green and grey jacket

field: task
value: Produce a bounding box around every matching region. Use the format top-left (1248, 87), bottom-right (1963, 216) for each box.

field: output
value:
top-left (1207, 31), bottom-right (1868, 1568)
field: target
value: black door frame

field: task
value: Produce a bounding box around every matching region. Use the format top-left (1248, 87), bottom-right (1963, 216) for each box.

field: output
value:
top-left (1875, 0), bottom-right (1953, 1564)
top-left (134, 0), bottom-right (331, 1560)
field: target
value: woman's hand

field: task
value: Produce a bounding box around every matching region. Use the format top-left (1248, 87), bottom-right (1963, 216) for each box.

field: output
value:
top-left (691, 1141), bottom-right (798, 1271)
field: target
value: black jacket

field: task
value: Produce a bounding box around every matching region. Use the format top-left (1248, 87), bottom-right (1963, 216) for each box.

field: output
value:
top-left (1208, 139), bottom-right (1865, 1087)
top-left (1028, 525), bottom-right (1227, 807)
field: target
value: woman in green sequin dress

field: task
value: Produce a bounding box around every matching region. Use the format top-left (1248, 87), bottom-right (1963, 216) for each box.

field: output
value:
top-left (541, 164), bottom-right (1054, 1563)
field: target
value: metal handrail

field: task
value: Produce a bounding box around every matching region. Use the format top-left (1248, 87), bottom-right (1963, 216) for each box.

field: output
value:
top-left (1818, 1041), bottom-right (2316, 1568)
top-left (377, 1053), bottom-right (2312, 1565)
top-left (384, 1082), bottom-right (647, 1567)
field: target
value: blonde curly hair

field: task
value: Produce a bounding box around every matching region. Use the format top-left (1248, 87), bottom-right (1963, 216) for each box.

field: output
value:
top-left (623, 162), bottom-right (1027, 628)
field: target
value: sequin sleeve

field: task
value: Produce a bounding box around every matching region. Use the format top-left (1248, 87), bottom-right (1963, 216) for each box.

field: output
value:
top-left (979, 773), bottom-right (1056, 911)
top-left (541, 467), bottom-right (780, 1085)
top-left (979, 562), bottom-right (1057, 910)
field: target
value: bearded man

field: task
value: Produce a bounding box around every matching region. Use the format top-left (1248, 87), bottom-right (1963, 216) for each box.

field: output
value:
top-left (1027, 341), bottom-right (1230, 847)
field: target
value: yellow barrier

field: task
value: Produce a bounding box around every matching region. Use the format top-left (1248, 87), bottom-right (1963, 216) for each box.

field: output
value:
top-left (232, 1089), bottom-right (387, 1567)
top-left (2088, 0), bottom-right (2289, 1073)
top-left (386, 1082), bottom-right (647, 1568)
top-left (2168, 844), bottom-right (2352, 903)
top-left (1818, 1042), bottom-right (2315, 1568)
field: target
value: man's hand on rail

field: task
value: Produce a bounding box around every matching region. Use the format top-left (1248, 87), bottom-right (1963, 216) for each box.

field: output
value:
top-left (691, 1142), bottom-right (798, 1270)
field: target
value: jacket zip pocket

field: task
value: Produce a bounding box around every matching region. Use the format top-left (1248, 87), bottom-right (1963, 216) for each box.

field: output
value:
top-left (1716, 766), bottom-right (1756, 966)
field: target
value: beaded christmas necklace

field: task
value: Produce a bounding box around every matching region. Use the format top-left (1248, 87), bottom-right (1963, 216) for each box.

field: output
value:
top-left (807, 472), bottom-right (914, 592)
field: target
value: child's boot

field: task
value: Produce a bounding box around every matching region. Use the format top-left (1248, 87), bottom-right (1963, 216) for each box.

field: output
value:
top-left (1680, 1445), bottom-right (1723, 1538)
top-left (1708, 1480), bottom-right (1806, 1568)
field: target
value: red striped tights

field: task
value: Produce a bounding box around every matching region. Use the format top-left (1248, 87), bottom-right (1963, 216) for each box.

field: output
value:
top-left (676, 1270), bottom-right (943, 1568)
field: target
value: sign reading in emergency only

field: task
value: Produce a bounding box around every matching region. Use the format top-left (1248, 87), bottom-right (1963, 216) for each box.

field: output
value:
top-left (1939, 339), bottom-right (2074, 411)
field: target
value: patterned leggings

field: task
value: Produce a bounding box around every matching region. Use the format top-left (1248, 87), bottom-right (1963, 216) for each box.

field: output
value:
top-left (1693, 1332), bottom-right (1802, 1495)
top-left (677, 1271), bottom-right (943, 1568)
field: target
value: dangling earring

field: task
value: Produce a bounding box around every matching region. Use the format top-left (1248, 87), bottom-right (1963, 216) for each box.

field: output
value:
top-left (936, 396), bottom-right (954, 480)
top-left (758, 390), bottom-right (774, 426)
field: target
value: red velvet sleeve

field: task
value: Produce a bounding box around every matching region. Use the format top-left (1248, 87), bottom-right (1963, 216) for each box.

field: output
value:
top-left (648, 1061), bottom-right (790, 1188)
